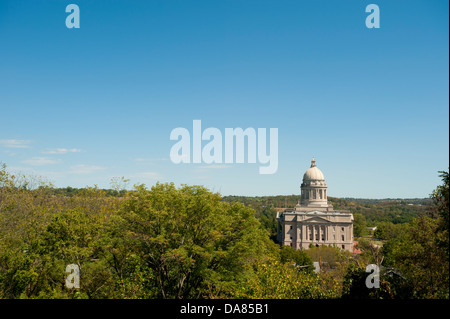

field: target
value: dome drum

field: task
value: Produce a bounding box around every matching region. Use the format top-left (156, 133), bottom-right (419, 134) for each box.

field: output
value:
top-left (300, 158), bottom-right (329, 207)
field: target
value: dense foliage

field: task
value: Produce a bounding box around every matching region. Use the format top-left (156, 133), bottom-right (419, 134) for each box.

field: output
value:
top-left (0, 164), bottom-right (325, 299)
top-left (0, 163), bottom-right (448, 299)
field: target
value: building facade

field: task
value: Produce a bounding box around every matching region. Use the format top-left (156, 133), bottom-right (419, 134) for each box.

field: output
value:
top-left (276, 158), bottom-right (354, 252)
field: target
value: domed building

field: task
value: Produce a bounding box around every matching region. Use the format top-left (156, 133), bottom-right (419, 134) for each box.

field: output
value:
top-left (276, 158), bottom-right (354, 252)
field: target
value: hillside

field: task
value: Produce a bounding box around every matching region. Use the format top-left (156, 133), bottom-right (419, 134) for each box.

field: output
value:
top-left (221, 195), bottom-right (432, 225)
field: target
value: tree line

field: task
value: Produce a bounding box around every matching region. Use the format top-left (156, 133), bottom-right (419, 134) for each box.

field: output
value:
top-left (0, 163), bottom-right (448, 299)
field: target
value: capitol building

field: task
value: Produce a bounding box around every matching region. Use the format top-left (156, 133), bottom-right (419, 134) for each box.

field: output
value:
top-left (276, 158), bottom-right (354, 252)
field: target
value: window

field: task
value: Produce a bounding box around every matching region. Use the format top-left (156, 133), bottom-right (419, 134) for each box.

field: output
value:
top-left (290, 225), bottom-right (293, 230)
top-left (341, 235), bottom-right (345, 241)
top-left (342, 245), bottom-right (345, 249)
top-left (341, 227), bottom-right (345, 232)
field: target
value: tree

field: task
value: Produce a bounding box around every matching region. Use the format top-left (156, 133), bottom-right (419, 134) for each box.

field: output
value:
top-left (353, 213), bottom-right (368, 237)
top-left (374, 222), bottom-right (407, 241)
top-left (430, 170), bottom-right (449, 261)
top-left (342, 263), bottom-right (387, 299)
top-left (279, 245), bottom-right (314, 274)
top-left (115, 182), bottom-right (276, 298)
top-left (381, 171), bottom-right (449, 298)
top-left (383, 216), bottom-right (449, 298)
top-left (232, 258), bottom-right (340, 299)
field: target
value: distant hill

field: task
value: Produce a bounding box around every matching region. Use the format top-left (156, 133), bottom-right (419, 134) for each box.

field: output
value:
top-left (41, 187), bottom-right (431, 225)
top-left (221, 195), bottom-right (432, 225)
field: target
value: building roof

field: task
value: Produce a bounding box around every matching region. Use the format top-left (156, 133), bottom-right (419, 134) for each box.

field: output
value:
top-left (353, 241), bottom-right (362, 254)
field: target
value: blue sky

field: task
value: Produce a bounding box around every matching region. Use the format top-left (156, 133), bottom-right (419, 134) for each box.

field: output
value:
top-left (0, 0), bottom-right (448, 198)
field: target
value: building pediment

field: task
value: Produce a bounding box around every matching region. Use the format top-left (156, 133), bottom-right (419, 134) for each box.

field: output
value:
top-left (302, 216), bottom-right (331, 223)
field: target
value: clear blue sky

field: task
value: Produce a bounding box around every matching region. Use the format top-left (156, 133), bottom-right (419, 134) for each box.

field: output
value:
top-left (0, 0), bottom-right (448, 198)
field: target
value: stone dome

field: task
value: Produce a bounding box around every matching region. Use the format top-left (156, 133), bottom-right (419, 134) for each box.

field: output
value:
top-left (303, 158), bottom-right (325, 181)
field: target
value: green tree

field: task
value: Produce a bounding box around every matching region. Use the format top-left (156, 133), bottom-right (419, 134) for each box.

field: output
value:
top-left (342, 261), bottom-right (395, 299)
top-left (381, 171), bottom-right (449, 298)
top-left (115, 182), bottom-right (276, 298)
top-left (232, 258), bottom-right (340, 299)
top-left (383, 216), bottom-right (448, 298)
top-left (279, 245), bottom-right (314, 274)
top-left (36, 209), bottom-right (114, 299)
top-left (353, 213), bottom-right (368, 237)
top-left (430, 170), bottom-right (449, 261)
top-left (374, 222), bottom-right (407, 241)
